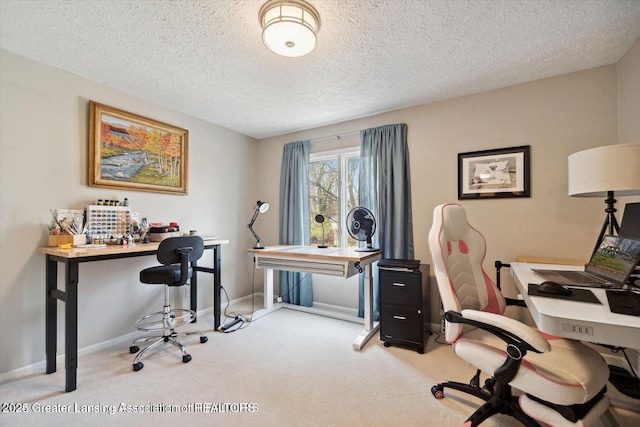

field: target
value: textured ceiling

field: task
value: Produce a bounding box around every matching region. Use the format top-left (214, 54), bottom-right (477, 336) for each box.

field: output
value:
top-left (1, 0), bottom-right (639, 139)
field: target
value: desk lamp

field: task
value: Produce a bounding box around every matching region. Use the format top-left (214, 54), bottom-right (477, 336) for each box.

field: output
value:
top-left (248, 201), bottom-right (269, 249)
top-left (568, 143), bottom-right (640, 254)
top-left (315, 214), bottom-right (327, 248)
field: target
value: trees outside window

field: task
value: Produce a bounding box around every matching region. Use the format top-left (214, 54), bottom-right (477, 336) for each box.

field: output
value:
top-left (309, 148), bottom-right (359, 248)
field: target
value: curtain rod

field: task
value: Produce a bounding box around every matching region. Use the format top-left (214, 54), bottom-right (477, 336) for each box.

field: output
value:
top-left (308, 130), bottom-right (360, 143)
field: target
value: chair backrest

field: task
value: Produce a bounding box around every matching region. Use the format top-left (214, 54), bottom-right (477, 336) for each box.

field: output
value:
top-left (157, 236), bottom-right (204, 265)
top-left (428, 203), bottom-right (506, 343)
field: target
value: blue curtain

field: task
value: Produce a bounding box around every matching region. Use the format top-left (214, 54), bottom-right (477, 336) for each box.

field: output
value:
top-left (279, 140), bottom-right (313, 306)
top-left (358, 123), bottom-right (414, 318)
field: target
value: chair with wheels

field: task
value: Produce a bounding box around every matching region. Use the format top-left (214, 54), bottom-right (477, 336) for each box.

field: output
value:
top-left (428, 203), bottom-right (615, 426)
top-left (130, 236), bottom-right (208, 371)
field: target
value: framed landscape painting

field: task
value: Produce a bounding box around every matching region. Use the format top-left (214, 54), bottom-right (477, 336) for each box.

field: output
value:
top-left (458, 145), bottom-right (530, 200)
top-left (89, 101), bottom-right (188, 195)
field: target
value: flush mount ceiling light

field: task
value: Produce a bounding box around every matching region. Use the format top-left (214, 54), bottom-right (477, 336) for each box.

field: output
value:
top-left (259, 0), bottom-right (320, 58)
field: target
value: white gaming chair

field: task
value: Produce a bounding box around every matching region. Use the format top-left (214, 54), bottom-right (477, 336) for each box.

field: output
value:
top-left (428, 203), bottom-right (615, 426)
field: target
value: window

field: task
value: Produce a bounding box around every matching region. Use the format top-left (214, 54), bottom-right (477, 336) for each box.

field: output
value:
top-left (309, 148), bottom-right (360, 248)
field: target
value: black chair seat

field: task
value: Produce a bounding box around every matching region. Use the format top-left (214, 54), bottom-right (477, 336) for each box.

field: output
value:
top-left (140, 265), bottom-right (193, 286)
top-left (131, 236), bottom-right (206, 372)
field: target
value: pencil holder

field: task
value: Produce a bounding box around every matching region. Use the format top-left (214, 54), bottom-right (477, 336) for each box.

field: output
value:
top-left (48, 234), bottom-right (87, 247)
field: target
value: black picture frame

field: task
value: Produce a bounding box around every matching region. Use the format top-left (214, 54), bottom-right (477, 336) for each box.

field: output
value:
top-left (458, 145), bottom-right (530, 200)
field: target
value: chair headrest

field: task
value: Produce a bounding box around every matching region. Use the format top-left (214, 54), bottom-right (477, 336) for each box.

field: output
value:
top-left (440, 204), bottom-right (471, 241)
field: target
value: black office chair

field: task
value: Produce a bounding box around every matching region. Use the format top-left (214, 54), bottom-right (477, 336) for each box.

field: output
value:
top-left (129, 236), bottom-right (208, 371)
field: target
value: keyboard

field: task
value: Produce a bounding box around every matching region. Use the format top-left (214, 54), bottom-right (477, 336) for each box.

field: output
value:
top-left (555, 270), bottom-right (606, 284)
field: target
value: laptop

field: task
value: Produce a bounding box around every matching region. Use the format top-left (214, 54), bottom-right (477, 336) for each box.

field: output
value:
top-left (533, 236), bottom-right (640, 289)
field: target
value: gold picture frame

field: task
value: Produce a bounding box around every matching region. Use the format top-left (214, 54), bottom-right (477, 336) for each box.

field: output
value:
top-left (89, 101), bottom-right (188, 195)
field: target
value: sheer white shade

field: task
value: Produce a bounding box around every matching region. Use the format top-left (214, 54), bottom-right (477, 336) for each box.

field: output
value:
top-left (568, 143), bottom-right (640, 197)
top-left (259, 0), bottom-right (320, 58)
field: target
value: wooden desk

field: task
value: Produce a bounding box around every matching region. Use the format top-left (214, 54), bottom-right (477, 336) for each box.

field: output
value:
top-left (248, 245), bottom-right (382, 350)
top-left (515, 255), bottom-right (587, 266)
top-left (37, 238), bottom-right (229, 392)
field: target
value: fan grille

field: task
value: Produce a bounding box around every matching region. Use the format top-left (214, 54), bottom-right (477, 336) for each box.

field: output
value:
top-left (346, 207), bottom-right (376, 242)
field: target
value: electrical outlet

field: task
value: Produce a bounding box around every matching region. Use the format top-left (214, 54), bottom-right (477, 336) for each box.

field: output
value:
top-left (277, 297), bottom-right (283, 303)
top-left (561, 323), bottom-right (594, 335)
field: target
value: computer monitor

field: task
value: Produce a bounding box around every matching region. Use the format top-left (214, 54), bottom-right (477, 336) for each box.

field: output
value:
top-left (619, 202), bottom-right (640, 286)
top-left (619, 202), bottom-right (640, 239)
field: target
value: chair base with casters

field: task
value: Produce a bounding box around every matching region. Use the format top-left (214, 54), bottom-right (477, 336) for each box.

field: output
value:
top-left (431, 371), bottom-right (609, 427)
top-left (129, 236), bottom-right (208, 371)
top-left (429, 310), bottom-right (612, 427)
top-left (129, 284), bottom-right (208, 371)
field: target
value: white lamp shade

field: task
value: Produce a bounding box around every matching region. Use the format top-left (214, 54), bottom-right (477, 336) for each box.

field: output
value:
top-left (568, 143), bottom-right (640, 197)
top-left (259, 0), bottom-right (320, 58)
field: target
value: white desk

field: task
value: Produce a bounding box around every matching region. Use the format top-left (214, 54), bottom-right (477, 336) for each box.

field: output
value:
top-left (248, 246), bottom-right (382, 350)
top-left (510, 262), bottom-right (640, 349)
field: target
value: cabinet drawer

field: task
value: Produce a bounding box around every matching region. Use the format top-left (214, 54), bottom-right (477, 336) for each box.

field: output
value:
top-left (380, 271), bottom-right (422, 306)
top-left (380, 304), bottom-right (423, 342)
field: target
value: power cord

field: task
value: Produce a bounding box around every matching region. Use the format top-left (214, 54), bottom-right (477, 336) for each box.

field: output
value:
top-left (277, 272), bottom-right (310, 303)
top-left (606, 346), bottom-right (640, 379)
top-left (218, 258), bottom-right (310, 333)
top-left (219, 256), bottom-right (260, 332)
top-left (603, 345), bottom-right (640, 398)
top-left (431, 331), bottom-right (449, 345)
top-left (218, 285), bottom-right (245, 332)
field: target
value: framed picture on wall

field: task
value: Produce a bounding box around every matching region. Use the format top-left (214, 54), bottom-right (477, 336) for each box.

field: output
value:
top-left (88, 101), bottom-right (188, 195)
top-left (458, 145), bottom-right (530, 199)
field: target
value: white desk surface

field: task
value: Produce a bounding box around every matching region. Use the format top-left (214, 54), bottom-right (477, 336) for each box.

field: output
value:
top-left (510, 262), bottom-right (640, 349)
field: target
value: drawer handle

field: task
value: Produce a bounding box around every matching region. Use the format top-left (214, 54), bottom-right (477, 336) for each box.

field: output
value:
top-left (393, 315), bottom-right (406, 320)
top-left (392, 282), bottom-right (406, 287)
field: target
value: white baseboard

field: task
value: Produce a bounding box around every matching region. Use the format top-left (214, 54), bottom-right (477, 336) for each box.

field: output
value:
top-left (0, 294), bottom-right (253, 384)
top-left (1, 295), bottom-right (443, 384)
top-left (252, 294), bottom-right (442, 336)
top-left (0, 328), bottom-right (141, 384)
top-left (283, 301), bottom-right (363, 324)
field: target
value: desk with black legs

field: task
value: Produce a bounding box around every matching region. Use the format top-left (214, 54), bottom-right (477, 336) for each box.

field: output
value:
top-left (37, 238), bottom-right (228, 392)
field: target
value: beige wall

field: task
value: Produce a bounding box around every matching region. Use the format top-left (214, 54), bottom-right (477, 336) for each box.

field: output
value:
top-left (258, 65), bottom-right (626, 324)
top-left (1, 38), bottom-right (638, 376)
top-left (0, 50), bottom-right (259, 376)
top-left (618, 38), bottom-right (640, 144)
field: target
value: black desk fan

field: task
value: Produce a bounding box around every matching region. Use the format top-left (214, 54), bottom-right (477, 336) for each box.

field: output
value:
top-left (346, 207), bottom-right (378, 252)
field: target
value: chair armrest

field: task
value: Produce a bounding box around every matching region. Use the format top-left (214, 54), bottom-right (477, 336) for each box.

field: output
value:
top-left (459, 309), bottom-right (551, 354)
top-left (445, 309), bottom-right (552, 385)
top-left (505, 297), bottom-right (527, 307)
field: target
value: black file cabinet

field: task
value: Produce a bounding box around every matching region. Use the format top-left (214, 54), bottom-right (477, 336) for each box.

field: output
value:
top-left (380, 263), bottom-right (430, 354)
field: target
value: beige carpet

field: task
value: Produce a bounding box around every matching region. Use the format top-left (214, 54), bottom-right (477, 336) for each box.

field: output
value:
top-left (1, 299), bottom-right (638, 427)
